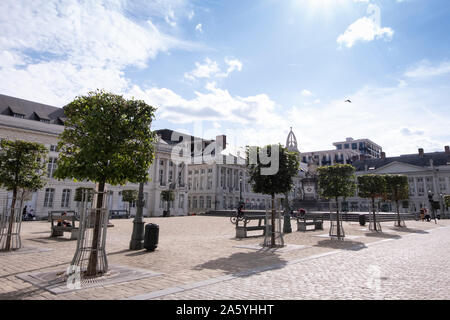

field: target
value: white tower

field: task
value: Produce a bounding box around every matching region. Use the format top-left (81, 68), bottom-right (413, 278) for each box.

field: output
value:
top-left (286, 127), bottom-right (300, 153)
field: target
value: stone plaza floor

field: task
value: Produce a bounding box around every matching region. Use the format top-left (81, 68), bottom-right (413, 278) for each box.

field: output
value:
top-left (0, 215), bottom-right (449, 300)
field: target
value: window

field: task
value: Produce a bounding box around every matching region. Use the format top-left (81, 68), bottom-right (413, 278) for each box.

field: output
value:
top-left (200, 177), bottom-right (204, 190)
top-left (208, 169), bottom-right (213, 173)
top-left (61, 189), bottom-right (71, 208)
top-left (13, 113), bottom-right (25, 119)
top-left (193, 197), bottom-right (198, 209)
top-left (188, 170), bottom-right (192, 175)
top-left (207, 177), bottom-right (212, 190)
top-left (336, 144), bottom-right (342, 150)
top-left (169, 161), bottom-right (173, 167)
top-left (199, 196), bottom-right (204, 209)
top-left (206, 196), bottom-right (212, 209)
top-left (160, 160), bottom-right (164, 166)
top-left (40, 119), bottom-right (50, 124)
top-left (179, 194), bottom-right (184, 209)
top-left (159, 169), bottom-right (164, 185)
top-left (201, 169), bottom-right (205, 174)
top-left (169, 170), bottom-right (173, 182)
top-left (188, 178), bottom-right (192, 190)
top-left (47, 157), bottom-right (57, 178)
top-left (50, 145), bottom-right (58, 152)
top-left (352, 143), bottom-right (357, 150)
top-left (44, 188), bottom-right (55, 207)
top-left (344, 144), bottom-right (350, 149)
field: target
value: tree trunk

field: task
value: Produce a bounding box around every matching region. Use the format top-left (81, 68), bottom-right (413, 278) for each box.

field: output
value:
top-left (86, 181), bottom-right (105, 277)
top-left (271, 194), bottom-right (275, 247)
top-left (4, 188), bottom-right (18, 251)
top-left (336, 197), bottom-right (341, 239)
top-left (396, 199), bottom-right (401, 227)
top-left (372, 197), bottom-right (378, 231)
top-left (283, 192), bottom-right (292, 234)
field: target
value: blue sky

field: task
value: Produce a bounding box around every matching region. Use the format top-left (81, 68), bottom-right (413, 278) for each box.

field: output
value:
top-left (0, 0), bottom-right (449, 156)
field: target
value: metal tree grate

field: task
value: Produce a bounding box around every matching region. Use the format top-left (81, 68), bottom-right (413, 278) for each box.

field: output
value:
top-left (263, 210), bottom-right (284, 248)
top-left (329, 219), bottom-right (345, 239)
top-left (0, 207), bottom-right (23, 251)
top-left (68, 189), bottom-right (110, 279)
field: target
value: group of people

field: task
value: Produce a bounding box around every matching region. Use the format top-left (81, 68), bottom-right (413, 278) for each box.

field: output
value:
top-left (420, 208), bottom-right (435, 222)
top-left (22, 206), bottom-right (36, 221)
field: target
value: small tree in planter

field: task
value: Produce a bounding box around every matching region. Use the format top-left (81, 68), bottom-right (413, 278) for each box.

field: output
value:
top-left (357, 174), bottom-right (386, 232)
top-left (317, 164), bottom-right (356, 240)
top-left (54, 90), bottom-right (156, 277)
top-left (246, 144), bottom-right (299, 247)
top-left (161, 190), bottom-right (175, 217)
top-left (384, 175), bottom-right (409, 227)
top-left (445, 195), bottom-right (450, 215)
top-left (121, 190), bottom-right (138, 216)
top-left (0, 140), bottom-right (47, 251)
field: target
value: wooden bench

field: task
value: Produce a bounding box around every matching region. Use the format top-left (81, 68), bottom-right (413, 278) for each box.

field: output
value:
top-left (236, 215), bottom-right (266, 238)
top-left (297, 214), bottom-right (324, 232)
top-left (50, 212), bottom-right (79, 240)
top-left (47, 210), bottom-right (77, 222)
top-left (109, 209), bottom-right (130, 219)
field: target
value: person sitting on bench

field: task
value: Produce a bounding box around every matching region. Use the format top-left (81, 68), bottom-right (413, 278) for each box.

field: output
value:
top-left (57, 212), bottom-right (72, 227)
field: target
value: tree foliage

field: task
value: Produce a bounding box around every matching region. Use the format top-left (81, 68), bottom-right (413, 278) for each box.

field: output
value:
top-left (357, 174), bottom-right (386, 200)
top-left (122, 190), bottom-right (138, 203)
top-left (0, 140), bottom-right (48, 194)
top-left (246, 144), bottom-right (299, 197)
top-left (0, 139), bottom-right (48, 251)
top-left (445, 195), bottom-right (450, 208)
top-left (317, 164), bottom-right (356, 200)
top-left (384, 175), bottom-right (409, 202)
top-left (74, 187), bottom-right (94, 202)
top-left (161, 190), bottom-right (175, 202)
top-left (54, 90), bottom-right (157, 185)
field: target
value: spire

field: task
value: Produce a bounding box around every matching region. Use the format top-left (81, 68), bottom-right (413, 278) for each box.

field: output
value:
top-left (286, 127), bottom-right (299, 153)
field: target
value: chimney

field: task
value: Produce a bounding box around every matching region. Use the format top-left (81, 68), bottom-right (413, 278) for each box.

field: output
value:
top-left (445, 146), bottom-right (450, 154)
top-left (381, 152), bottom-right (386, 159)
top-left (418, 148), bottom-right (424, 157)
top-left (216, 135), bottom-right (226, 151)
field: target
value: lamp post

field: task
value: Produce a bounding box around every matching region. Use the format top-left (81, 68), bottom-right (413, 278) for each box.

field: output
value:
top-left (239, 176), bottom-right (243, 203)
top-left (129, 181), bottom-right (145, 250)
top-left (428, 190), bottom-right (437, 224)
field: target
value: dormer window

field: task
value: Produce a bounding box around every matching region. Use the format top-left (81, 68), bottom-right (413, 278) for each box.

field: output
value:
top-left (13, 113), bottom-right (25, 119)
top-left (40, 119), bottom-right (50, 124)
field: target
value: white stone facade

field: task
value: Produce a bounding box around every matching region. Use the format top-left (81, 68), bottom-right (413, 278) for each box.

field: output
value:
top-left (0, 114), bottom-right (189, 218)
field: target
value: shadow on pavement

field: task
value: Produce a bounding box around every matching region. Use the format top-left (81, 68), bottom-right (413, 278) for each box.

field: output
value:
top-left (314, 239), bottom-right (368, 251)
top-left (0, 286), bottom-right (46, 300)
top-left (192, 250), bottom-right (288, 277)
top-left (364, 232), bottom-right (402, 239)
top-left (389, 228), bottom-right (429, 234)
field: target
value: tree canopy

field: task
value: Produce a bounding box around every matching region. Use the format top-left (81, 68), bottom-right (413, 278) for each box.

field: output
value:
top-left (384, 175), bottom-right (409, 202)
top-left (357, 174), bottom-right (386, 200)
top-left (122, 190), bottom-right (138, 203)
top-left (317, 164), bottom-right (356, 200)
top-left (54, 90), bottom-right (157, 185)
top-left (161, 190), bottom-right (175, 202)
top-left (0, 140), bottom-right (48, 195)
top-left (246, 144), bottom-right (299, 197)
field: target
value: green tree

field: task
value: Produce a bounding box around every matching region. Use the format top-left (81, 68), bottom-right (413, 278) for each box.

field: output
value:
top-left (445, 195), bottom-right (450, 209)
top-left (0, 140), bottom-right (47, 251)
top-left (357, 174), bottom-right (386, 232)
top-left (161, 190), bottom-right (175, 217)
top-left (121, 189), bottom-right (138, 214)
top-left (246, 144), bottom-right (299, 247)
top-left (384, 175), bottom-right (409, 227)
top-left (54, 90), bottom-right (157, 276)
top-left (317, 164), bottom-right (356, 240)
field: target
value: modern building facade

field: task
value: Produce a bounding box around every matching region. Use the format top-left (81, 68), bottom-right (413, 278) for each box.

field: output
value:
top-left (333, 137), bottom-right (383, 159)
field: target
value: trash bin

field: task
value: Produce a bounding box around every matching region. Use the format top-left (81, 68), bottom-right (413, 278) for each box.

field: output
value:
top-left (359, 214), bottom-right (366, 226)
top-left (144, 223), bottom-right (159, 251)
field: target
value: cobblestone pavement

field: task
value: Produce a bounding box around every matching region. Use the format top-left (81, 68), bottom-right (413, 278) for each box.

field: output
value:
top-left (151, 225), bottom-right (450, 300)
top-left (0, 215), bottom-right (449, 300)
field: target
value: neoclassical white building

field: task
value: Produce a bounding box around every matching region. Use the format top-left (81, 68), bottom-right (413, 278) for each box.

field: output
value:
top-left (349, 148), bottom-right (450, 216)
top-left (0, 94), bottom-right (188, 218)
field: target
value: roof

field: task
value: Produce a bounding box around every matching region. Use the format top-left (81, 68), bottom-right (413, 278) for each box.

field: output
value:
top-left (352, 151), bottom-right (450, 171)
top-left (0, 94), bottom-right (65, 125)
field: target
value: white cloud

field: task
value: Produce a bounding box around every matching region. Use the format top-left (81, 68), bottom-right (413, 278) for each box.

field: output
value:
top-left (301, 89), bottom-right (313, 97)
top-left (184, 58), bottom-right (243, 81)
top-left (405, 60), bottom-right (450, 79)
top-left (195, 23), bottom-right (203, 33)
top-left (337, 4), bottom-right (394, 48)
top-left (0, 0), bottom-right (198, 106)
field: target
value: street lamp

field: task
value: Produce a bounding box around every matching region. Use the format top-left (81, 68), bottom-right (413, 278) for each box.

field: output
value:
top-left (239, 176), bottom-right (243, 203)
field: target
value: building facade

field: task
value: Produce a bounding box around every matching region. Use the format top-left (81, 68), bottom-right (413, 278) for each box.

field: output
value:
top-left (0, 94), bottom-right (188, 218)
